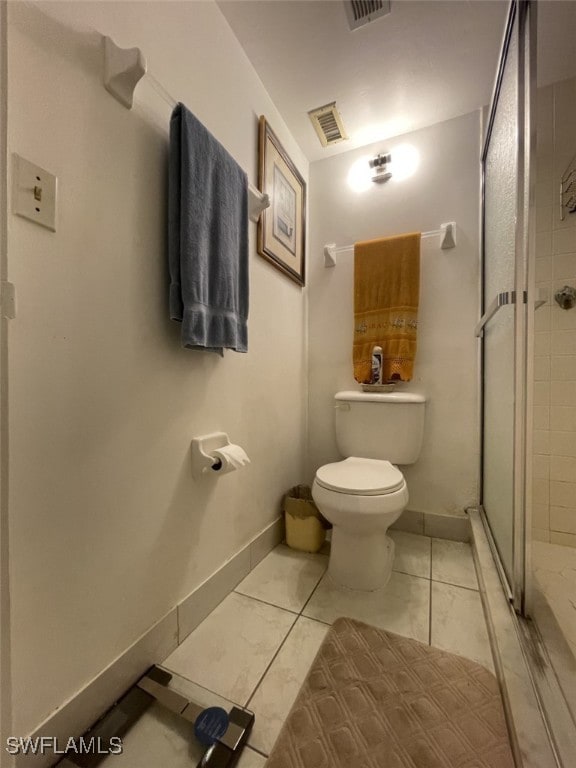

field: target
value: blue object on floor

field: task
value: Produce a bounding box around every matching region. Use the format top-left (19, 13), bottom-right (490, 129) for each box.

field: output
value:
top-left (194, 707), bottom-right (230, 746)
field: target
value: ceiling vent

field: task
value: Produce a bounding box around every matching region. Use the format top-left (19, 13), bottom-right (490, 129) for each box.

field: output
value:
top-left (344, 0), bottom-right (391, 31)
top-left (308, 102), bottom-right (349, 148)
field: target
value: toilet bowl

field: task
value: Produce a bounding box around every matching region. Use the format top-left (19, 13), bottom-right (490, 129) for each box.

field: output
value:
top-left (312, 457), bottom-right (408, 590)
top-left (313, 390), bottom-right (426, 592)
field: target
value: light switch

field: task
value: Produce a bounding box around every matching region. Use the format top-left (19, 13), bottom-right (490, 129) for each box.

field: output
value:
top-left (13, 155), bottom-right (57, 232)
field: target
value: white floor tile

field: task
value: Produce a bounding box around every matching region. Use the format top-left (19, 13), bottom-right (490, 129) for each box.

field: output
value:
top-left (238, 747), bottom-right (268, 767)
top-left (235, 544), bottom-right (328, 612)
top-left (533, 541), bottom-right (576, 659)
top-left (431, 538), bottom-right (478, 589)
top-left (389, 530), bottom-right (431, 578)
top-left (99, 704), bottom-right (205, 768)
top-left (302, 570), bottom-right (430, 643)
top-left (431, 581), bottom-right (494, 671)
top-left (248, 617), bottom-right (329, 755)
top-left (162, 593), bottom-right (296, 704)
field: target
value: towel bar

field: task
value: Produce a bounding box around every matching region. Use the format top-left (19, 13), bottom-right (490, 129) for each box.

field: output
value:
top-left (324, 222), bottom-right (457, 267)
top-left (102, 35), bottom-right (271, 223)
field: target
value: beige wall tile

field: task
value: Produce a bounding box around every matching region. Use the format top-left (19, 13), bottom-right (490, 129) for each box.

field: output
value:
top-left (550, 405), bottom-right (576, 431)
top-left (534, 405), bottom-right (550, 430)
top-left (537, 152), bottom-right (553, 183)
top-left (553, 228), bottom-right (576, 255)
top-left (536, 179), bottom-right (555, 208)
top-left (390, 509), bottom-right (424, 535)
top-left (533, 478), bottom-right (550, 505)
top-left (536, 230), bottom-right (553, 258)
top-left (552, 305), bottom-right (576, 331)
top-left (535, 256), bottom-right (552, 282)
top-left (552, 252), bottom-right (576, 280)
top-left (550, 431), bottom-right (576, 457)
top-left (550, 505), bottom-right (576, 535)
top-left (550, 381), bottom-right (576, 406)
top-left (534, 380), bottom-right (550, 405)
top-left (550, 531), bottom-right (576, 548)
top-left (550, 455), bottom-right (576, 482)
top-left (551, 355), bottom-right (576, 381)
top-left (551, 330), bottom-right (576, 354)
top-left (535, 333), bottom-right (551, 358)
top-left (555, 123), bottom-right (576, 167)
top-left (552, 202), bottom-right (576, 231)
top-left (532, 527), bottom-right (551, 543)
top-left (535, 305), bottom-right (551, 332)
top-left (532, 78), bottom-right (576, 544)
top-left (536, 206), bottom-right (553, 233)
top-left (534, 355), bottom-right (551, 381)
top-left (533, 454), bottom-right (550, 479)
top-left (532, 504), bottom-right (550, 529)
top-left (550, 480), bottom-right (576, 508)
top-left (554, 76), bottom-right (576, 125)
top-left (537, 80), bottom-right (553, 115)
top-left (534, 430), bottom-right (551, 455)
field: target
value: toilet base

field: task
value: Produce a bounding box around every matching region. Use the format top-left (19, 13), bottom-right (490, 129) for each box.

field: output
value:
top-left (328, 527), bottom-right (395, 591)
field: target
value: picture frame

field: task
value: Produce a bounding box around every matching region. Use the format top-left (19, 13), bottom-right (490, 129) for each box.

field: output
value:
top-left (257, 116), bottom-right (306, 286)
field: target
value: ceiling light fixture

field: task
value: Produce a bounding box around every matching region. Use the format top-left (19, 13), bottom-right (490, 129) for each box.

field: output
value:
top-left (369, 153), bottom-right (392, 183)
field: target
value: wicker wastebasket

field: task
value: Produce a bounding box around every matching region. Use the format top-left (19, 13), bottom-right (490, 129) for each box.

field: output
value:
top-left (283, 485), bottom-right (328, 554)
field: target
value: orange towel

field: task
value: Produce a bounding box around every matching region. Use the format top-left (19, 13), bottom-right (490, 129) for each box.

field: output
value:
top-left (353, 233), bottom-right (420, 383)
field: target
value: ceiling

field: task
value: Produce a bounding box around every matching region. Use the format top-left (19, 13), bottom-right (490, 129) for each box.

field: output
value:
top-left (217, 0), bottom-right (510, 162)
top-left (218, 0), bottom-right (576, 164)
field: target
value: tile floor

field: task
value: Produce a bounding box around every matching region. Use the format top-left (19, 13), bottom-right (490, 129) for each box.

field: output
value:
top-left (532, 540), bottom-right (576, 660)
top-left (103, 532), bottom-right (493, 765)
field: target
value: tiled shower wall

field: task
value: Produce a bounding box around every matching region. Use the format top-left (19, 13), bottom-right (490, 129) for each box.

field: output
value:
top-left (533, 76), bottom-right (576, 547)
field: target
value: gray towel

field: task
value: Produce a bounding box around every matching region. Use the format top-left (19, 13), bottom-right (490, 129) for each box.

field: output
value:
top-left (169, 103), bottom-right (249, 354)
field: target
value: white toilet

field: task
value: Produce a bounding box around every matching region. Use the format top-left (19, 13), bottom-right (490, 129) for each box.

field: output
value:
top-left (312, 390), bottom-right (426, 591)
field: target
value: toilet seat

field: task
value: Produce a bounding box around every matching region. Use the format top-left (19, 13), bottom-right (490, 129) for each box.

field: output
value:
top-left (315, 457), bottom-right (404, 496)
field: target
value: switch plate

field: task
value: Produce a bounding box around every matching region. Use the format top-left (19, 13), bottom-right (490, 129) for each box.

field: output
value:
top-left (13, 154), bottom-right (57, 232)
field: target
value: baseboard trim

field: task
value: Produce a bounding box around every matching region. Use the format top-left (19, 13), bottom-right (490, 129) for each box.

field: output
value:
top-left (177, 516), bottom-right (284, 642)
top-left (17, 516), bottom-right (284, 767)
top-left (15, 610), bottom-right (179, 768)
top-left (391, 508), bottom-right (471, 541)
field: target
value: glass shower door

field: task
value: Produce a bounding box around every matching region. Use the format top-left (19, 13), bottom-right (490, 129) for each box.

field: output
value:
top-left (480, 0), bottom-right (532, 610)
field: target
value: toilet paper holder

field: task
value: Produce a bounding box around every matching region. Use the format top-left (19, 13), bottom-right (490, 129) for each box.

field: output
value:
top-left (191, 432), bottom-right (250, 479)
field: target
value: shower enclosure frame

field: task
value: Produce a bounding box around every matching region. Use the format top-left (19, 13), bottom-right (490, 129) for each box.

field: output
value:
top-left (478, 2), bottom-right (576, 764)
top-left (0, 0), bottom-right (11, 750)
top-left (478, 0), bottom-right (535, 618)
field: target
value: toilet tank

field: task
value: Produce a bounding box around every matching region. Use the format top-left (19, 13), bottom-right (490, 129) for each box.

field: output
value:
top-left (334, 391), bottom-right (426, 465)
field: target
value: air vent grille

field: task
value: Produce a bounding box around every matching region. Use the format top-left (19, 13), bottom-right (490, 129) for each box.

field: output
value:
top-left (344, 0), bottom-right (391, 31)
top-left (308, 102), bottom-right (349, 148)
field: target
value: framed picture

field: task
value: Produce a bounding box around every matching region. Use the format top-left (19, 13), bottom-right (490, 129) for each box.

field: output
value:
top-left (257, 116), bottom-right (306, 286)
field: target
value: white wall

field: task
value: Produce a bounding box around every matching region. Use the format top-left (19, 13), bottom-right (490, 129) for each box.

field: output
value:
top-left (7, 1), bottom-right (308, 735)
top-left (533, 76), bottom-right (576, 547)
top-left (307, 111), bottom-right (480, 516)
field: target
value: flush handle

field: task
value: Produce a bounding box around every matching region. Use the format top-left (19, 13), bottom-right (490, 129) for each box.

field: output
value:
top-left (334, 403), bottom-right (351, 411)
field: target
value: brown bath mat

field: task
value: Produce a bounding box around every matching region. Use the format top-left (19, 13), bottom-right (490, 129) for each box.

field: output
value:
top-left (266, 617), bottom-right (514, 768)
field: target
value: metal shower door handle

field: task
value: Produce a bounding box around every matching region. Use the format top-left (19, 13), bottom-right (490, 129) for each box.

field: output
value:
top-left (475, 291), bottom-right (518, 337)
top-left (475, 289), bottom-right (546, 337)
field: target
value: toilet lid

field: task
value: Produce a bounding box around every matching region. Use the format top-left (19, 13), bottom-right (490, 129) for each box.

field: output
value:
top-left (315, 457), bottom-right (405, 496)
